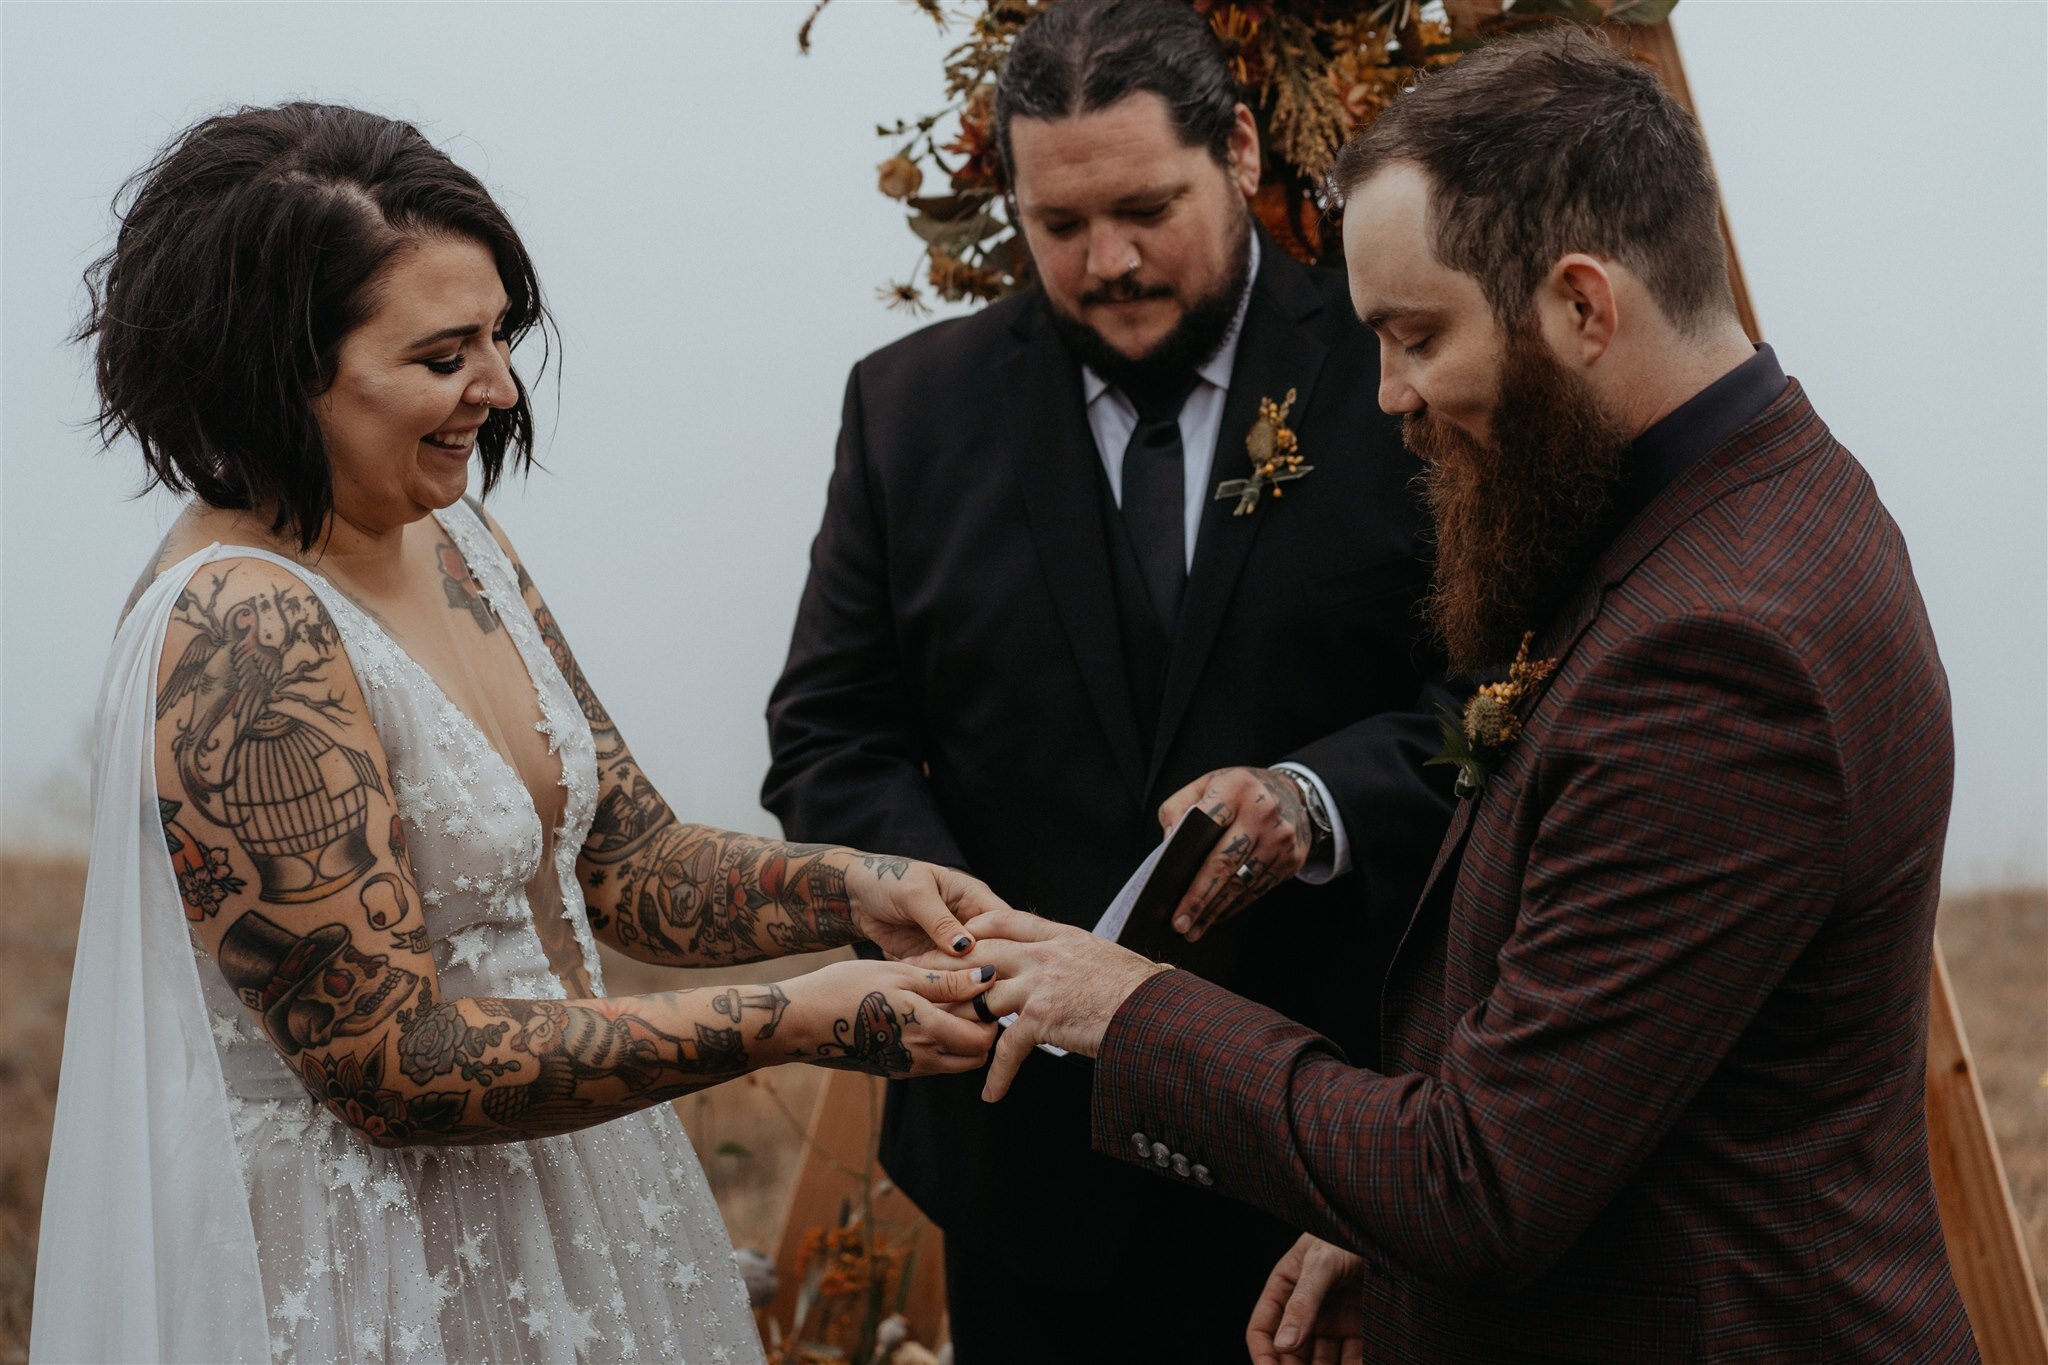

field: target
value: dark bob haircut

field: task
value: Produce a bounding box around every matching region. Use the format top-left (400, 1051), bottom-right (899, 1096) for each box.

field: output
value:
top-left (79, 101), bottom-right (551, 550)
top-left (1332, 27), bottom-right (1736, 337)
top-left (994, 0), bottom-right (1240, 186)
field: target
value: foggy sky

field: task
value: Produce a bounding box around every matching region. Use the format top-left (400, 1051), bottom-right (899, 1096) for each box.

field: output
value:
top-left (3, 1), bottom-right (2042, 889)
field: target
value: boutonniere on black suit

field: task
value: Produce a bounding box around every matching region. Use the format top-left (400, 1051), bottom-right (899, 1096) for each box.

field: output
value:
top-left (1215, 387), bottom-right (1312, 515)
top-left (1428, 632), bottom-right (1558, 798)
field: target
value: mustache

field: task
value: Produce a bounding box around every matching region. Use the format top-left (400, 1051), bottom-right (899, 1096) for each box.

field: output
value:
top-left (1080, 276), bottom-right (1174, 307)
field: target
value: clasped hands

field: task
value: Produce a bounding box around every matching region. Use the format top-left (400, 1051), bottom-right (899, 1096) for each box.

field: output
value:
top-left (887, 765), bottom-right (1307, 1099)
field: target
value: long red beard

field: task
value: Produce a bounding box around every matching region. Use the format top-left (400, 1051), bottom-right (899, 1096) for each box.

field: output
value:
top-left (1405, 330), bottom-right (1630, 673)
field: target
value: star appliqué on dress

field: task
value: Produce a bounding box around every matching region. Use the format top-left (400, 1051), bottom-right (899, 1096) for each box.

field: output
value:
top-left (271, 1288), bottom-right (312, 1329)
top-left (210, 1011), bottom-right (244, 1050)
top-left (330, 1149), bottom-right (372, 1194)
top-left (444, 925), bottom-right (494, 974)
top-left (455, 1230), bottom-right (491, 1277)
top-left (562, 1304), bottom-right (601, 1357)
top-left (636, 1193), bottom-right (674, 1231)
top-left (369, 1173), bottom-right (408, 1211)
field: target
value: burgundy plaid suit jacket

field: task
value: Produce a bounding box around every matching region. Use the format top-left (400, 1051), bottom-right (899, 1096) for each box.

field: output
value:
top-left (1090, 380), bottom-right (1976, 1362)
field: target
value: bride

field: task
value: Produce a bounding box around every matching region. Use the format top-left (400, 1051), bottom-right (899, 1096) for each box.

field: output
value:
top-left (32, 101), bottom-right (1002, 1364)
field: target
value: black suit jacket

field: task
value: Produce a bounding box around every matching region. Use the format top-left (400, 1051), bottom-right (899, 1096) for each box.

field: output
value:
top-left (764, 240), bottom-right (1457, 1272)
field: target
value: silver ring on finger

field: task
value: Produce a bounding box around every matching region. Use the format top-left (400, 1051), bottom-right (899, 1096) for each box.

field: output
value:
top-left (1234, 863), bottom-right (1257, 886)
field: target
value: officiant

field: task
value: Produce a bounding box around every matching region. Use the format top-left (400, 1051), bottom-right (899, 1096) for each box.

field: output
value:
top-left (762, 0), bottom-right (1456, 1357)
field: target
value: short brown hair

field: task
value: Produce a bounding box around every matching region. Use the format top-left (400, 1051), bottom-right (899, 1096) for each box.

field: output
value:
top-left (1332, 27), bottom-right (1735, 335)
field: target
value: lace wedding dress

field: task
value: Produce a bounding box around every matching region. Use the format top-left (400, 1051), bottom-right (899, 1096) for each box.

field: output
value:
top-left (34, 505), bottom-right (763, 1364)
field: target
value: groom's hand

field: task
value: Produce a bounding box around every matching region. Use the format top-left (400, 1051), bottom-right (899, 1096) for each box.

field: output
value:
top-left (929, 909), bottom-right (1172, 1101)
top-left (1158, 767), bottom-right (1315, 941)
top-left (1247, 1233), bottom-right (1365, 1365)
top-left (847, 857), bottom-right (1008, 961)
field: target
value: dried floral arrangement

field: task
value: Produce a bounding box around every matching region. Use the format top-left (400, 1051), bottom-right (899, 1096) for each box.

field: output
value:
top-left (800, 0), bottom-right (1680, 314)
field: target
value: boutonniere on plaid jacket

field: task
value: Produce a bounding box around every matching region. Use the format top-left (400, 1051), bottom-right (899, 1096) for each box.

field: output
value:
top-left (1215, 388), bottom-right (1313, 516)
top-left (1428, 632), bottom-right (1559, 798)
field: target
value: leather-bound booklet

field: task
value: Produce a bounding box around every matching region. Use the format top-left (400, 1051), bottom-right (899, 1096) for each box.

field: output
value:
top-left (1105, 807), bottom-right (1226, 965)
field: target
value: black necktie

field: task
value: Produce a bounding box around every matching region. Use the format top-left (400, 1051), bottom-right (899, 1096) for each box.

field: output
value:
top-left (1119, 372), bottom-right (1201, 632)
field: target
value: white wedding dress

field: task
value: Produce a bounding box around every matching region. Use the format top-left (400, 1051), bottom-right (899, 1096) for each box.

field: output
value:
top-left (33, 505), bottom-right (764, 1364)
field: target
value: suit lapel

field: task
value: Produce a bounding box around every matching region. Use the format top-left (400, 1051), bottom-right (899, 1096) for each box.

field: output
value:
top-left (998, 311), bottom-right (1148, 801)
top-left (1144, 253), bottom-right (1331, 791)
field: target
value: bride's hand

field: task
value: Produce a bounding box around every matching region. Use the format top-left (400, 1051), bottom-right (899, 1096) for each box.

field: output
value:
top-left (778, 959), bottom-right (998, 1078)
top-left (845, 855), bottom-right (1011, 961)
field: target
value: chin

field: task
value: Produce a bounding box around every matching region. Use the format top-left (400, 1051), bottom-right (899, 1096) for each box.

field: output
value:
top-left (1093, 313), bottom-right (1175, 360)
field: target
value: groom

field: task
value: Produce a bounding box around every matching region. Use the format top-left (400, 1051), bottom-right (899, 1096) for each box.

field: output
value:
top-left (956, 27), bottom-right (1975, 1364)
top-left (764, 0), bottom-right (1457, 1356)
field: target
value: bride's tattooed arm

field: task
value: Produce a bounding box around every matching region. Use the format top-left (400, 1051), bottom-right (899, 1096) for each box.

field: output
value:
top-left (460, 500), bottom-right (978, 968)
top-left (155, 556), bottom-right (991, 1150)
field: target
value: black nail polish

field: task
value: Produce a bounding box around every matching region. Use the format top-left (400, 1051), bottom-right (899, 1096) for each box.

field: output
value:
top-left (977, 964), bottom-right (995, 983)
top-left (953, 935), bottom-right (972, 953)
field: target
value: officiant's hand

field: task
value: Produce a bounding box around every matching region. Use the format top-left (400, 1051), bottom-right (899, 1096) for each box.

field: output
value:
top-left (848, 856), bottom-right (1008, 962)
top-left (931, 909), bottom-right (1173, 1101)
top-left (1247, 1233), bottom-right (1365, 1365)
top-left (1158, 767), bottom-right (1315, 941)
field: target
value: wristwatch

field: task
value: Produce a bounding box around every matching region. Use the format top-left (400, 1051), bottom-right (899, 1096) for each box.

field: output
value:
top-left (1277, 768), bottom-right (1333, 857)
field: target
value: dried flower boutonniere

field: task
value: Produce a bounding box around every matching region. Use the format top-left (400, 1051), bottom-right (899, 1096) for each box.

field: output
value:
top-left (1428, 632), bottom-right (1559, 798)
top-left (1215, 388), bottom-right (1313, 516)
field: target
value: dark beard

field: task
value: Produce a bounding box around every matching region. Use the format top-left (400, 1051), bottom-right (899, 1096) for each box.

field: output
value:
top-left (1406, 329), bottom-right (1631, 673)
top-left (1045, 209), bottom-right (1253, 397)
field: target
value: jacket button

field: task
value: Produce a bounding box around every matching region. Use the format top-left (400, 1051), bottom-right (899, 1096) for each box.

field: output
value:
top-left (1151, 1142), bottom-right (1171, 1167)
top-left (1192, 1164), bottom-right (1213, 1186)
top-left (1131, 1132), bottom-right (1150, 1157)
top-left (1170, 1154), bottom-right (1190, 1178)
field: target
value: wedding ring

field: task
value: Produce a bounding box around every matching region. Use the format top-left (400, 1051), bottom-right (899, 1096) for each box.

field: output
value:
top-left (1234, 864), bottom-right (1257, 886)
top-left (971, 992), bottom-right (998, 1024)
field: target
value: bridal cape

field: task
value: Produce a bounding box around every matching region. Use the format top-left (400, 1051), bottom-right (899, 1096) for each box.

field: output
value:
top-left (33, 505), bottom-right (762, 1364)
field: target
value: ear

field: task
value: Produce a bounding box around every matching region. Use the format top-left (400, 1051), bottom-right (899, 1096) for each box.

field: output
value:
top-left (1542, 254), bottom-right (1618, 365)
top-left (1226, 103), bottom-right (1261, 200)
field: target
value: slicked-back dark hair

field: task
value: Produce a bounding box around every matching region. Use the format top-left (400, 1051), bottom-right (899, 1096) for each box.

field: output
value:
top-left (79, 101), bottom-right (551, 550)
top-left (1332, 27), bottom-right (1736, 336)
top-left (995, 0), bottom-right (1240, 183)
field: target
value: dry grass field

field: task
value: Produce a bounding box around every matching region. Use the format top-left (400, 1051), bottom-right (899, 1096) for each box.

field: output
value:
top-left (3, 854), bottom-right (2042, 1361)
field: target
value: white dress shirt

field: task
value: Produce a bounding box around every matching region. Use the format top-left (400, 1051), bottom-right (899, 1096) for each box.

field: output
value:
top-left (1077, 234), bottom-right (1353, 882)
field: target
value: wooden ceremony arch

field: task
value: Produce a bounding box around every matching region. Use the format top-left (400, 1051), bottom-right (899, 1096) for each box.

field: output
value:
top-left (763, 19), bottom-right (2048, 1359)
